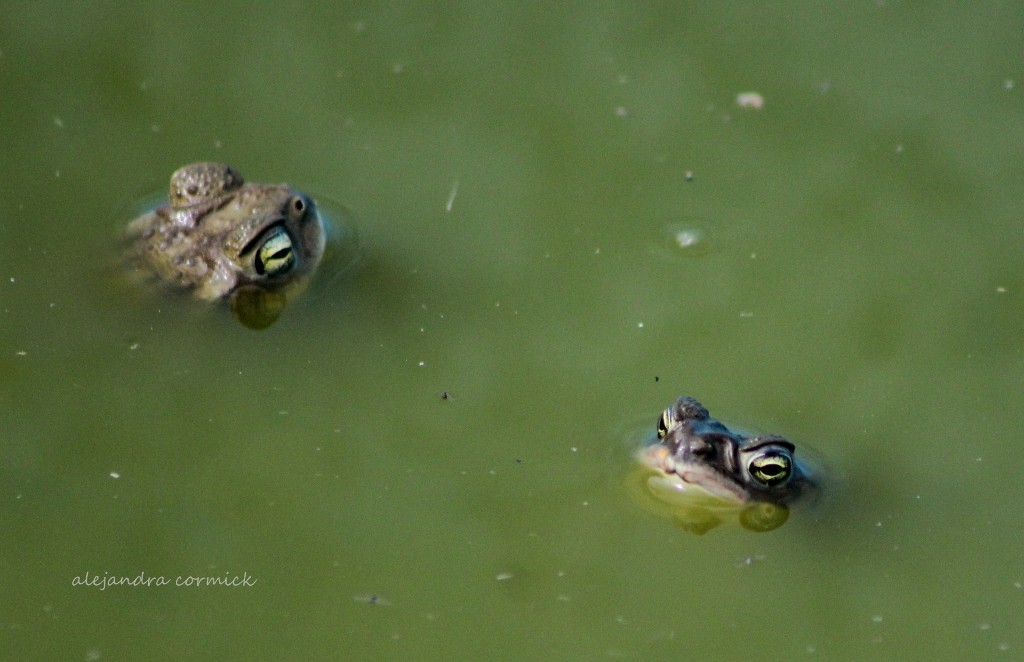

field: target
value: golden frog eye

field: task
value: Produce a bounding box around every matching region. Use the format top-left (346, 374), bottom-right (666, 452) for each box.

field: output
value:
top-left (657, 408), bottom-right (674, 439)
top-left (254, 227), bottom-right (295, 277)
top-left (747, 451), bottom-right (793, 487)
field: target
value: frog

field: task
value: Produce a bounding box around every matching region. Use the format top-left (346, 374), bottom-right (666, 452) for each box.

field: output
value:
top-left (125, 162), bottom-right (327, 327)
top-left (632, 396), bottom-right (816, 533)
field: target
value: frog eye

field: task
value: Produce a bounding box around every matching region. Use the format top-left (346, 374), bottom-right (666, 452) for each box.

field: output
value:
top-left (254, 227), bottom-right (295, 277)
top-left (657, 408), bottom-right (675, 439)
top-left (747, 451), bottom-right (793, 487)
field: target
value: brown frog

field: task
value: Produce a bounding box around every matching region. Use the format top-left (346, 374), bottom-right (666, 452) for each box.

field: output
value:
top-left (126, 163), bottom-right (326, 323)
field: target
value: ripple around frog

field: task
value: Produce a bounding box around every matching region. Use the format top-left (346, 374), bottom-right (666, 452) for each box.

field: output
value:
top-left (300, 198), bottom-right (361, 297)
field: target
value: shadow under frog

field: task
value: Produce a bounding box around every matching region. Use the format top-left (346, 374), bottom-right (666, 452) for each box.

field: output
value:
top-left (125, 162), bottom-right (327, 329)
top-left (631, 396), bottom-right (818, 534)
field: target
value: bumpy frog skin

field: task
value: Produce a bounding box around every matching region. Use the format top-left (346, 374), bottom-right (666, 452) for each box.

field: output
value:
top-left (633, 396), bottom-right (816, 533)
top-left (126, 163), bottom-right (326, 302)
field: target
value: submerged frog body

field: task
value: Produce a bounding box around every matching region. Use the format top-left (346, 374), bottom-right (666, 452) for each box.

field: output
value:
top-left (126, 163), bottom-right (326, 307)
top-left (634, 396), bottom-right (816, 533)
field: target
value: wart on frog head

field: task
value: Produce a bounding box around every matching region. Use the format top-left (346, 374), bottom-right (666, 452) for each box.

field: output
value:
top-left (634, 396), bottom-right (817, 534)
top-left (168, 162), bottom-right (244, 208)
top-left (125, 162), bottom-right (329, 328)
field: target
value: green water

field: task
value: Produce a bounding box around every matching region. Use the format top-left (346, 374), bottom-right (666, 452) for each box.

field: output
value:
top-left (3, 2), bottom-right (1024, 659)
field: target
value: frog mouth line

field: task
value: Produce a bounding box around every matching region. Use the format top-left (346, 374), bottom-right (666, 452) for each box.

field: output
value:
top-left (674, 469), bottom-right (749, 503)
top-left (646, 446), bottom-right (750, 503)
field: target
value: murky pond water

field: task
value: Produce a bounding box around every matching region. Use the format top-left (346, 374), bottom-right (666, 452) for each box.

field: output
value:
top-left (3, 3), bottom-right (1024, 659)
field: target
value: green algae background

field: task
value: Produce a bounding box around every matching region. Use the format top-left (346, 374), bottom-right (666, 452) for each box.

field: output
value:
top-left (2, 2), bottom-right (1023, 659)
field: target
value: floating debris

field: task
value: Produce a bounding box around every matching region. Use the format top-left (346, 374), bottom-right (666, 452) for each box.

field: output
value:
top-left (673, 228), bottom-right (703, 249)
top-left (735, 92), bottom-right (764, 109)
top-left (445, 178), bottom-right (459, 212)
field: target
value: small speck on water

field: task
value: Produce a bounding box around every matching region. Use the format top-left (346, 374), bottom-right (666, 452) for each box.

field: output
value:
top-left (109, 472), bottom-right (120, 479)
top-left (445, 178), bottom-right (459, 212)
top-left (495, 572), bottom-right (513, 581)
top-left (735, 91), bottom-right (764, 109)
top-left (673, 228), bottom-right (702, 249)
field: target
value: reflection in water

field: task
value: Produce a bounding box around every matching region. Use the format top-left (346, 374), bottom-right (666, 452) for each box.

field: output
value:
top-left (230, 285), bottom-right (287, 330)
top-left (627, 465), bottom-right (791, 534)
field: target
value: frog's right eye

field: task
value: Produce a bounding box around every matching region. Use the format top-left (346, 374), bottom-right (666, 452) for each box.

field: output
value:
top-left (254, 227), bottom-right (295, 277)
top-left (747, 451), bottom-right (793, 487)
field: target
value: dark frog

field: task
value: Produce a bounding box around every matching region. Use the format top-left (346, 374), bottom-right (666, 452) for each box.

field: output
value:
top-left (125, 162), bottom-right (327, 328)
top-left (633, 397), bottom-right (817, 533)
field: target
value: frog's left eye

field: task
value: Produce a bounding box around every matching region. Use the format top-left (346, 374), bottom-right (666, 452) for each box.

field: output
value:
top-left (254, 227), bottom-right (295, 276)
top-left (747, 451), bottom-right (793, 487)
top-left (657, 408), bottom-right (675, 439)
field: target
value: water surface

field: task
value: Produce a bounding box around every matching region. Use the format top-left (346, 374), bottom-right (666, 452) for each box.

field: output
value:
top-left (2, 2), bottom-right (1023, 659)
